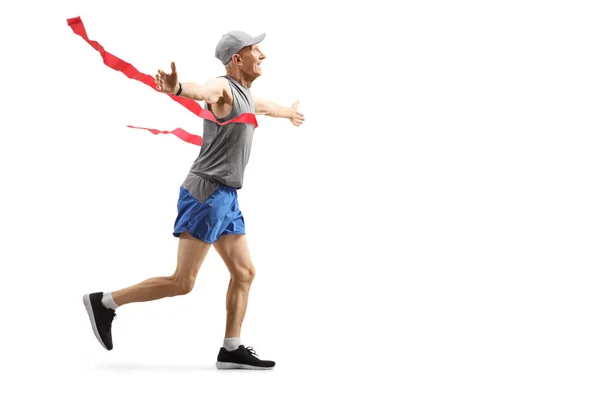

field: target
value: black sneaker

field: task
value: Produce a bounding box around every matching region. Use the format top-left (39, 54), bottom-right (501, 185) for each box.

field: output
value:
top-left (216, 345), bottom-right (276, 370)
top-left (82, 292), bottom-right (116, 351)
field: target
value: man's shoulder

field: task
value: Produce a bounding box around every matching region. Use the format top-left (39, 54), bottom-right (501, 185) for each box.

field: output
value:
top-left (206, 76), bottom-right (231, 87)
top-left (204, 76), bottom-right (233, 104)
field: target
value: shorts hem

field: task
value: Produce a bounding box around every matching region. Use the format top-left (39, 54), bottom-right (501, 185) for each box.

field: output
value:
top-left (173, 230), bottom-right (215, 244)
top-left (220, 231), bottom-right (246, 237)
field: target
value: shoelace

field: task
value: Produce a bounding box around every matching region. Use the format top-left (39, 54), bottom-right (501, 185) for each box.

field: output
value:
top-left (245, 346), bottom-right (259, 357)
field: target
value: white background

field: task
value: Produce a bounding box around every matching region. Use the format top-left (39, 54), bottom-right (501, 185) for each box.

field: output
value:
top-left (1, 0), bottom-right (599, 399)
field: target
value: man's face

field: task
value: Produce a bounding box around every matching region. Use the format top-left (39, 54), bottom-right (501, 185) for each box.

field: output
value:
top-left (239, 44), bottom-right (266, 77)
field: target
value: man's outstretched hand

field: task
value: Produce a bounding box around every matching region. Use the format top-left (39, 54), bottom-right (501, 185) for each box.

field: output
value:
top-left (155, 62), bottom-right (178, 94)
top-left (289, 101), bottom-right (305, 127)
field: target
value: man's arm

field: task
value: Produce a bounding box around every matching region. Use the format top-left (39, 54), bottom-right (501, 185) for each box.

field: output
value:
top-left (255, 97), bottom-right (305, 126)
top-left (155, 62), bottom-right (231, 105)
top-left (178, 78), bottom-right (231, 104)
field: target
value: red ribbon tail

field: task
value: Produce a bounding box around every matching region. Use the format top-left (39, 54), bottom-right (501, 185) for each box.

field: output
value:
top-left (127, 125), bottom-right (203, 146)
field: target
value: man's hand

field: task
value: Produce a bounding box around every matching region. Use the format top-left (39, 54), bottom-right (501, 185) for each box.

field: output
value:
top-left (155, 62), bottom-right (178, 94)
top-left (288, 101), bottom-right (305, 127)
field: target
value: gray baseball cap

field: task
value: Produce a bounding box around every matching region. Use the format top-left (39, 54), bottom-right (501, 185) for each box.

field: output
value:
top-left (215, 31), bottom-right (266, 65)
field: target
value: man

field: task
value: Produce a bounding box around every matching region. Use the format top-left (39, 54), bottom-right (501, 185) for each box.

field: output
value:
top-left (82, 30), bottom-right (304, 370)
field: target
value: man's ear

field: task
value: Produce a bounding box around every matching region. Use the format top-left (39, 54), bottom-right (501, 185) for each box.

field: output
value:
top-left (232, 54), bottom-right (243, 65)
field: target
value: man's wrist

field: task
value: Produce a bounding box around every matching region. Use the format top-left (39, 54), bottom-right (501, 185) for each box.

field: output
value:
top-left (174, 82), bottom-right (182, 95)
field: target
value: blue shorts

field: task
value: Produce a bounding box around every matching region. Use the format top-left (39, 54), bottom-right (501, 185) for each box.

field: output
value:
top-left (173, 185), bottom-right (245, 244)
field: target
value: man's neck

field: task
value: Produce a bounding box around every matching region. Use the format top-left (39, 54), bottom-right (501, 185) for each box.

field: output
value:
top-left (227, 71), bottom-right (253, 88)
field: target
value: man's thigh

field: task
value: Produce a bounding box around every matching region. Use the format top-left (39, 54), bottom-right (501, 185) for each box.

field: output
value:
top-left (213, 234), bottom-right (253, 273)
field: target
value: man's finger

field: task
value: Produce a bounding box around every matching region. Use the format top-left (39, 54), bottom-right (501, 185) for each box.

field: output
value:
top-left (171, 62), bottom-right (177, 73)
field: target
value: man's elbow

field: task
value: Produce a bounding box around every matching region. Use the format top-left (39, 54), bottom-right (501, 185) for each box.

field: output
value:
top-left (262, 103), bottom-right (276, 116)
top-left (204, 94), bottom-right (222, 104)
top-left (200, 85), bottom-right (224, 104)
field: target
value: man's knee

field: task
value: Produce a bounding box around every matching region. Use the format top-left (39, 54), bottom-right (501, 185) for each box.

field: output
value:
top-left (231, 263), bottom-right (256, 286)
top-left (171, 275), bottom-right (195, 295)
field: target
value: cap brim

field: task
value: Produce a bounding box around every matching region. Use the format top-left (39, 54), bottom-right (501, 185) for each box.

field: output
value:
top-left (246, 32), bottom-right (266, 46)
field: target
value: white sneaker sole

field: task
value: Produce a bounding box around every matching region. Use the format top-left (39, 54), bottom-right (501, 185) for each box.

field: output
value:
top-left (83, 294), bottom-right (109, 351)
top-left (215, 361), bottom-right (274, 370)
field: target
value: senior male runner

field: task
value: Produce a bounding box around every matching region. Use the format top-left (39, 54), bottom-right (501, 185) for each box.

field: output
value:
top-left (83, 30), bottom-right (304, 370)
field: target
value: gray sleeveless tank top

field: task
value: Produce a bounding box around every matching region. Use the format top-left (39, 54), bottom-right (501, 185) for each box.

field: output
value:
top-left (181, 75), bottom-right (256, 202)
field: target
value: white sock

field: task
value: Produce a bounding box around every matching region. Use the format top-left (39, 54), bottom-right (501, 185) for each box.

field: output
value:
top-left (223, 337), bottom-right (241, 351)
top-left (101, 292), bottom-right (119, 310)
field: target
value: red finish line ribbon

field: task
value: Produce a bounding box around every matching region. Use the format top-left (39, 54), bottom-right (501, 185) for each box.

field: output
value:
top-left (126, 125), bottom-right (203, 146)
top-left (67, 16), bottom-right (258, 146)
